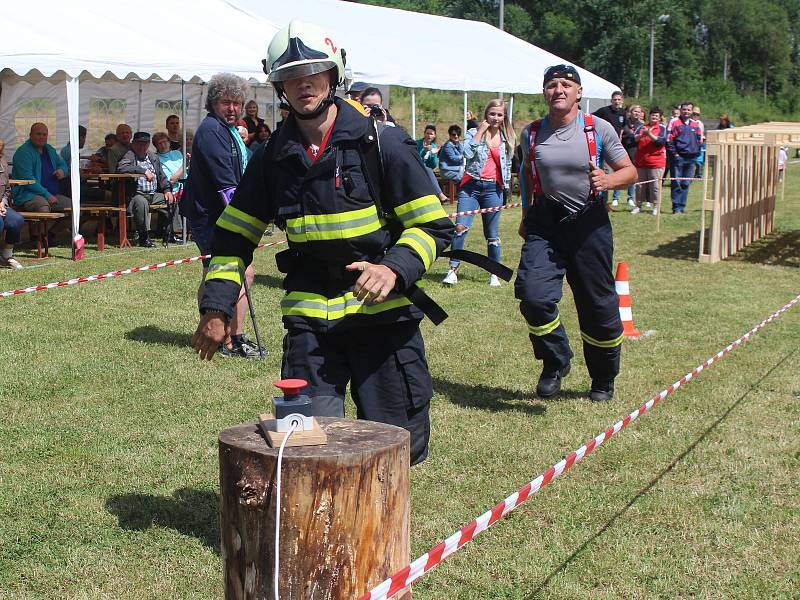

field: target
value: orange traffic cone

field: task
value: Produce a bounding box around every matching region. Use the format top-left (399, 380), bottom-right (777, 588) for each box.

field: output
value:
top-left (615, 262), bottom-right (640, 339)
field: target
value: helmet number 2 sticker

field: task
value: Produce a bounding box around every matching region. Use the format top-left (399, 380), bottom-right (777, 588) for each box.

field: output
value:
top-left (325, 37), bottom-right (337, 53)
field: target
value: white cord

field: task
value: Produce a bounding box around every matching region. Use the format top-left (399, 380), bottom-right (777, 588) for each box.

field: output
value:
top-left (274, 421), bottom-right (298, 600)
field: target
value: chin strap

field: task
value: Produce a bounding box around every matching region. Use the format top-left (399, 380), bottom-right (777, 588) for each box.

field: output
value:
top-left (278, 86), bottom-right (337, 121)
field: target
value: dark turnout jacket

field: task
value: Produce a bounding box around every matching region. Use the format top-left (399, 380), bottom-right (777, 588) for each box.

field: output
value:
top-left (200, 98), bottom-right (454, 332)
top-left (180, 113), bottom-right (244, 227)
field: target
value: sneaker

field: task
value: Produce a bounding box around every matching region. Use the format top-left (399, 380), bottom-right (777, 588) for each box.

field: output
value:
top-left (218, 340), bottom-right (265, 359)
top-left (536, 363), bottom-right (571, 398)
top-left (611, 199), bottom-right (619, 207)
top-left (627, 198), bottom-right (635, 207)
top-left (238, 335), bottom-right (267, 358)
top-left (139, 236), bottom-right (155, 248)
top-left (442, 269), bottom-right (458, 285)
top-left (630, 206), bottom-right (640, 214)
top-left (218, 345), bottom-right (241, 358)
top-left (589, 379), bottom-right (615, 402)
top-left (0, 257), bottom-right (23, 269)
top-left (488, 274), bottom-right (501, 287)
top-left (652, 208), bottom-right (658, 216)
top-left (645, 202), bottom-right (652, 209)
top-left (162, 234), bottom-right (185, 246)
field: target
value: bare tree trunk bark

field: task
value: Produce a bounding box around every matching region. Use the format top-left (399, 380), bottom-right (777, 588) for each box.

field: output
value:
top-left (219, 418), bottom-right (411, 600)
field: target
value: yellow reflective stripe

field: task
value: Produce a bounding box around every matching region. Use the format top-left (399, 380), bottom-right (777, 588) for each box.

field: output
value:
top-left (528, 315), bottom-right (560, 336)
top-left (217, 205), bottom-right (267, 245)
top-left (396, 228), bottom-right (437, 270)
top-left (285, 206), bottom-right (381, 242)
top-left (205, 256), bottom-right (245, 285)
top-left (580, 330), bottom-right (624, 348)
top-left (281, 291), bottom-right (412, 320)
top-left (394, 194), bottom-right (448, 227)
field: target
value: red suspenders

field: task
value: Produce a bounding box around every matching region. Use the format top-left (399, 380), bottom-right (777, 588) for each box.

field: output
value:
top-left (527, 113), bottom-right (600, 202)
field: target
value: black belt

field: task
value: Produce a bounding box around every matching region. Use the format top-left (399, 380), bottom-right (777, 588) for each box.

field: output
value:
top-left (275, 248), bottom-right (513, 326)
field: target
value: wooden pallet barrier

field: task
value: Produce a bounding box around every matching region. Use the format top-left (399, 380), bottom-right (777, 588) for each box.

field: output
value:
top-left (700, 122), bottom-right (800, 263)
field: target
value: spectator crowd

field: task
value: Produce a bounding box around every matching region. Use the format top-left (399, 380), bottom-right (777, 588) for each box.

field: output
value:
top-left (0, 80), bottom-right (776, 271)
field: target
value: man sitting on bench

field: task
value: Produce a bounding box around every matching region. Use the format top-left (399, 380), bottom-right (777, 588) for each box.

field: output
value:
top-left (117, 131), bottom-right (176, 247)
top-left (10, 123), bottom-right (71, 245)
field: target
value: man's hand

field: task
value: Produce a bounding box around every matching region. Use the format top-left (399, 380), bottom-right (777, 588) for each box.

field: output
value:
top-left (589, 167), bottom-right (609, 194)
top-left (192, 312), bottom-right (229, 360)
top-left (53, 168), bottom-right (65, 179)
top-left (165, 191), bottom-right (175, 204)
top-left (345, 261), bottom-right (397, 304)
top-left (144, 170), bottom-right (156, 182)
top-left (47, 195), bottom-right (58, 207)
top-left (0, 203), bottom-right (6, 217)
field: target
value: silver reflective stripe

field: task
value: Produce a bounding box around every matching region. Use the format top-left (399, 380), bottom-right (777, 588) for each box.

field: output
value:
top-left (219, 210), bottom-right (264, 240)
top-left (401, 230), bottom-right (435, 265)
top-left (301, 213), bottom-right (379, 234)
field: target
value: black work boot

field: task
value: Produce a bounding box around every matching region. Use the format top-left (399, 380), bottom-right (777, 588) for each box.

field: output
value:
top-left (589, 379), bottom-right (615, 402)
top-left (536, 363), bottom-right (571, 398)
top-left (138, 231), bottom-right (154, 248)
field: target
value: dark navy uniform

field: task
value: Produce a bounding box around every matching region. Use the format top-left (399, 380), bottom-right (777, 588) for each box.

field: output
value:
top-left (516, 113), bottom-right (626, 385)
top-left (201, 98), bottom-right (454, 464)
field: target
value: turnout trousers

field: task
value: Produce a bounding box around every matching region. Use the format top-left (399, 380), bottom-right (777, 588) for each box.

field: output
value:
top-left (514, 200), bottom-right (623, 383)
top-left (281, 320), bottom-right (433, 465)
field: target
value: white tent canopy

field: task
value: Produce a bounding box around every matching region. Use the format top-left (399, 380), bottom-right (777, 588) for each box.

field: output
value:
top-left (229, 0), bottom-right (618, 97)
top-left (0, 0), bottom-right (620, 255)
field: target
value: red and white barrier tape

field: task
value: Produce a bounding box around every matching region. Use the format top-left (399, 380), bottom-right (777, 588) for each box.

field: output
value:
top-left (447, 203), bottom-right (521, 219)
top-left (0, 240), bottom-right (286, 300)
top-left (634, 176), bottom-right (705, 186)
top-left (360, 292), bottom-right (800, 600)
top-left (445, 178), bottom-right (704, 219)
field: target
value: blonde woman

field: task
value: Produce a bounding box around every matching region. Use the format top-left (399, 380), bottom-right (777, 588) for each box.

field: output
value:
top-left (443, 99), bottom-right (514, 286)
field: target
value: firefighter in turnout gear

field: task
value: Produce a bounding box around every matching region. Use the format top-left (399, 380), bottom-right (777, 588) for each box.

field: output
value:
top-left (516, 64), bottom-right (636, 402)
top-left (192, 21), bottom-right (454, 464)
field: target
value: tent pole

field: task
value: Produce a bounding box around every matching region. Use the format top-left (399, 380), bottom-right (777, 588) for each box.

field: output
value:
top-left (65, 77), bottom-right (83, 259)
top-left (411, 88), bottom-right (416, 140)
top-left (463, 91), bottom-right (468, 133)
top-left (509, 94), bottom-right (514, 127)
top-left (136, 79), bottom-right (143, 132)
top-left (180, 80), bottom-right (187, 167)
top-left (181, 79), bottom-right (187, 244)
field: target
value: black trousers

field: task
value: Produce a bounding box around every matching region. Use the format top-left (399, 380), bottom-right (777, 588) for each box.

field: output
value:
top-left (514, 200), bottom-right (623, 383)
top-left (281, 320), bottom-right (433, 465)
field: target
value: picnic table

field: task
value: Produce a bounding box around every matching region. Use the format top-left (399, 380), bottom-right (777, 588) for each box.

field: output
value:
top-left (97, 173), bottom-right (144, 248)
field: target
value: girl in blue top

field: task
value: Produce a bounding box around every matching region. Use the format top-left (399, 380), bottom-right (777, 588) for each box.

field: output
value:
top-left (443, 99), bottom-right (514, 287)
top-left (416, 124), bottom-right (439, 169)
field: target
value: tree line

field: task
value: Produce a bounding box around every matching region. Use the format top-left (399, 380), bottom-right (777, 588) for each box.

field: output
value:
top-left (354, 0), bottom-right (800, 113)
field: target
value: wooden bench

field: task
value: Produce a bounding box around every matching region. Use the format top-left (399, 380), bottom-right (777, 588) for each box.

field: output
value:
top-left (16, 212), bottom-right (67, 258)
top-left (63, 206), bottom-right (126, 251)
top-left (437, 177), bottom-right (458, 204)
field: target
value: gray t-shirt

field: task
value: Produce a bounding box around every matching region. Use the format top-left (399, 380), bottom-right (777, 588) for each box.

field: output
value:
top-left (522, 114), bottom-right (626, 209)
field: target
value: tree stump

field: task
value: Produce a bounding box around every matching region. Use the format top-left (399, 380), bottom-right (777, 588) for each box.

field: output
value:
top-left (219, 417), bottom-right (411, 600)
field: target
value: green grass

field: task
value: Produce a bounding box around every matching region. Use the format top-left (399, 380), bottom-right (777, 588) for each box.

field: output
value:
top-left (2, 165), bottom-right (799, 599)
